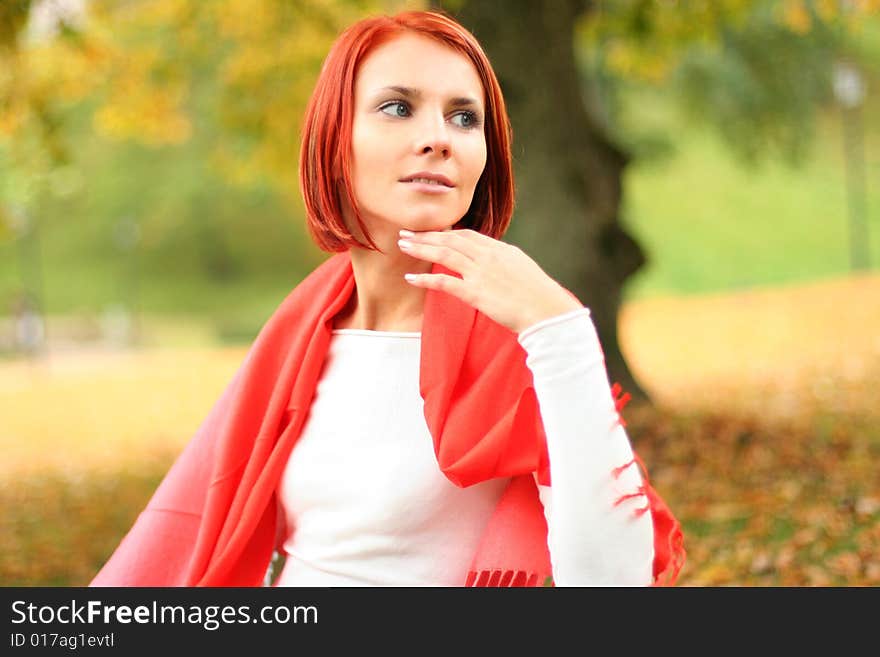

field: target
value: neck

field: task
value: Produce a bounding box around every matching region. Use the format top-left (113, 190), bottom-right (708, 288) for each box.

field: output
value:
top-left (334, 238), bottom-right (432, 332)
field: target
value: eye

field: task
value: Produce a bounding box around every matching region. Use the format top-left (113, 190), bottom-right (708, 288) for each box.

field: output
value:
top-left (450, 110), bottom-right (482, 130)
top-left (378, 100), bottom-right (410, 118)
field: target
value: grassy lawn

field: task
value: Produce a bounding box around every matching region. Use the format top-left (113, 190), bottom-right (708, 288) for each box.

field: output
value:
top-left (622, 112), bottom-right (880, 300)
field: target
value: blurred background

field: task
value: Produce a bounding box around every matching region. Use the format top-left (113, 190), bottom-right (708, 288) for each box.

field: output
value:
top-left (1, 0), bottom-right (878, 586)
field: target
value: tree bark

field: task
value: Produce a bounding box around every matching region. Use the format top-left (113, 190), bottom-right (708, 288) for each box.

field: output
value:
top-left (443, 0), bottom-right (650, 404)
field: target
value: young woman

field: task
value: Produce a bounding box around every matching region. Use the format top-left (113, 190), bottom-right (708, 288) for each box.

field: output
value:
top-left (91, 9), bottom-right (684, 587)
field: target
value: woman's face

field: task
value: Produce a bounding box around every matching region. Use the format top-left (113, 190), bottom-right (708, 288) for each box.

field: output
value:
top-left (344, 32), bottom-right (488, 248)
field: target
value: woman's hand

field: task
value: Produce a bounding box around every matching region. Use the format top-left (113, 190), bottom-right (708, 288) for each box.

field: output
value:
top-left (398, 228), bottom-right (584, 334)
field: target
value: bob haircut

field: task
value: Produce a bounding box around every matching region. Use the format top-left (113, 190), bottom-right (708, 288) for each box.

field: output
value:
top-left (299, 10), bottom-right (515, 252)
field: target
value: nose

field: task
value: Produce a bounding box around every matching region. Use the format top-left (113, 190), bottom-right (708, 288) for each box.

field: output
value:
top-left (414, 110), bottom-right (451, 158)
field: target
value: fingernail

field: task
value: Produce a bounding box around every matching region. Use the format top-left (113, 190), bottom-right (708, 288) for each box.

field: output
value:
top-left (404, 273), bottom-right (417, 281)
top-left (399, 229), bottom-right (415, 238)
top-left (398, 239), bottom-right (412, 249)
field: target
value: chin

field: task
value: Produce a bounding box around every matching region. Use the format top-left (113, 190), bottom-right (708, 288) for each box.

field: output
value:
top-left (402, 213), bottom-right (462, 233)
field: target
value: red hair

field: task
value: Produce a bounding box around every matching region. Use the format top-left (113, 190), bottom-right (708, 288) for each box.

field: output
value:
top-left (298, 10), bottom-right (515, 252)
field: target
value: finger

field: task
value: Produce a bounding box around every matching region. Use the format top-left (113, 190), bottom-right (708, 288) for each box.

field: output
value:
top-left (403, 272), bottom-right (472, 304)
top-left (398, 239), bottom-right (474, 274)
top-left (400, 228), bottom-right (484, 260)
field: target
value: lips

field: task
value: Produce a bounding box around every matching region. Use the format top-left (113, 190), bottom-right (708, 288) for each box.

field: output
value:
top-left (400, 172), bottom-right (454, 187)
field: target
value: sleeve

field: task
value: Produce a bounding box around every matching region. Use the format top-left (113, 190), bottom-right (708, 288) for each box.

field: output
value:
top-left (518, 307), bottom-right (654, 586)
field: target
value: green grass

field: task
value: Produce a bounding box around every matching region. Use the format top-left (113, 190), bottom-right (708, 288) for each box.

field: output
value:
top-left (622, 110), bottom-right (880, 300)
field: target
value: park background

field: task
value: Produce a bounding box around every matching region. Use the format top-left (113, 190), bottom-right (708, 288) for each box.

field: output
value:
top-left (1, 0), bottom-right (878, 586)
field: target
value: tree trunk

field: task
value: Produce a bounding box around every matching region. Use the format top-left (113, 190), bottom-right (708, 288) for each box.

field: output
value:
top-left (443, 0), bottom-right (651, 404)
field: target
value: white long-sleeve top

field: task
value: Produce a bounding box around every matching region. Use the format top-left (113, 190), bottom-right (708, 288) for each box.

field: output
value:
top-left (274, 307), bottom-right (654, 587)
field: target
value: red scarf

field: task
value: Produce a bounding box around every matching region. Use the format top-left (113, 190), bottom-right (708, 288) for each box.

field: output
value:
top-left (90, 252), bottom-right (685, 587)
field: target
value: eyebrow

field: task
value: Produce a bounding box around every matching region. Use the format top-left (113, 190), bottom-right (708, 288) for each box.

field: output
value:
top-left (375, 85), bottom-right (481, 109)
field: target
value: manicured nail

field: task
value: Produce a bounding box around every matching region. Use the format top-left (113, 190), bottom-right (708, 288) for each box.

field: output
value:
top-left (398, 239), bottom-right (412, 249)
top-left (404, 273), bottom-right (417, 281)
top-left (399, 229), bottom-right (415, 238)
